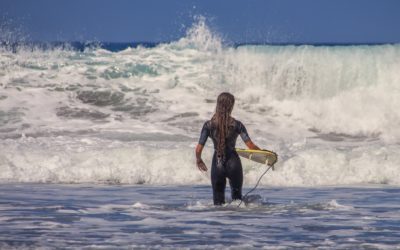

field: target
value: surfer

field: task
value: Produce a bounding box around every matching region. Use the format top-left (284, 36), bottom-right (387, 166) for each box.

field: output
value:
top-left (195, 92), bottom-right (261, 205)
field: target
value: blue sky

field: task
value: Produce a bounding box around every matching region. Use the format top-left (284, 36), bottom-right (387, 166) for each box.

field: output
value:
top-left (1, 0), bottom-right (400, 44)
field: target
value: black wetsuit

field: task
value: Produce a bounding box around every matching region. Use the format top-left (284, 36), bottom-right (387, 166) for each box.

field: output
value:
top-left (198, 118), bottom-right (251, 205)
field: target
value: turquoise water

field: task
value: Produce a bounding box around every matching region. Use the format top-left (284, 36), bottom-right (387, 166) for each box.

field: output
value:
top-left (1, 184), bottom-right (400, 249)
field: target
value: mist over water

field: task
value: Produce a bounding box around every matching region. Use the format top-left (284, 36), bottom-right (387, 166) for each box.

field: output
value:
top-left (1, 18), bottom-right (400, 186)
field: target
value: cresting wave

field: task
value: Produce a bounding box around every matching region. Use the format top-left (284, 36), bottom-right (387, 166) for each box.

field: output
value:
top-left (1, 19), bottom-right (400, 185)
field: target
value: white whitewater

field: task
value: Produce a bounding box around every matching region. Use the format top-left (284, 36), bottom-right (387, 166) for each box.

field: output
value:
top-left (1, 19), bottom-right (400, 185)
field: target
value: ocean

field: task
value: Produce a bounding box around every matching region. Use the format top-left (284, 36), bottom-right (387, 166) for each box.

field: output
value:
top-left (1, 19), bottom-right (400, 249)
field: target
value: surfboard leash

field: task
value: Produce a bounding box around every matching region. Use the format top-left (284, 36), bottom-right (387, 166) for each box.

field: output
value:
top-left (237, 164), bottom-right (274, 208)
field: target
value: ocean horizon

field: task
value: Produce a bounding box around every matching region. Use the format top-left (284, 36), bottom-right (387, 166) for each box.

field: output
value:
top-left (2, 40), bottom-right (399, 53)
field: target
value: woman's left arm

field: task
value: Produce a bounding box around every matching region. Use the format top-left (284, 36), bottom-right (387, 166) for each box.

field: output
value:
top-left (195, 144), bottom-right (208, 172)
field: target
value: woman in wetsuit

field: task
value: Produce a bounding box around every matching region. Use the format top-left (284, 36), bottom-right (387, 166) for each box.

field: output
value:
top-left (195, 92), bottom-right (260, 205)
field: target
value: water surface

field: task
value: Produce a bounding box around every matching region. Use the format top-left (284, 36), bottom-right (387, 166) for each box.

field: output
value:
top-left (1, 184), bottom-right (399, 249)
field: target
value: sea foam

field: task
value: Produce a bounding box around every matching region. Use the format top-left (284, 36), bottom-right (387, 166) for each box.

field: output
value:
top-left (1, 19), bottom-right (400, 185)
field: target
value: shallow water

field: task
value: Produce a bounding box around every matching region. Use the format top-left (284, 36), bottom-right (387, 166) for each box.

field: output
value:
top-left (1, 184), bottom-right (400, 249)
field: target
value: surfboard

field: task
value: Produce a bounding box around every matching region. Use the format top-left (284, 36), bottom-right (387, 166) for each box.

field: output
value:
top-left (236, 148), bottom-right (278, 166)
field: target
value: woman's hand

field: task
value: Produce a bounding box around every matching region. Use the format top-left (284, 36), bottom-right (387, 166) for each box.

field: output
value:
top-left (196, 159), bottom-right (208, 172)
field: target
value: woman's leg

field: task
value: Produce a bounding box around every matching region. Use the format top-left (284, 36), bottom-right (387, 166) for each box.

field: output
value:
top-left (211, 153), bottom-right (226, 205)
top-left (226, 154), bottom-right (243, 201)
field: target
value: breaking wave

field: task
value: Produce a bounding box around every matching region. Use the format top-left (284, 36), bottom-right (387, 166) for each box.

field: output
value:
top-left (1, 18), bottom-right (400, 185)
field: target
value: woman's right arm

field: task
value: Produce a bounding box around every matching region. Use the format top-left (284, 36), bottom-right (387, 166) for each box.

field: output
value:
top-left (245, 140), bottom-right (260, 150)
top-left (238, 121), bottom-right (261, 150)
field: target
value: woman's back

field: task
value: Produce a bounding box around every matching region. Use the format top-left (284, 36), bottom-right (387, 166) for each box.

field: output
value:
top-left (199, 118), bottom-right (251, 153)
top-left (195, 92), bottom-right (260, 205)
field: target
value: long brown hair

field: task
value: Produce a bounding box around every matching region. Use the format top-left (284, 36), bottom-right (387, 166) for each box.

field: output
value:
top-left (211, 92), bottom-right (235, 161)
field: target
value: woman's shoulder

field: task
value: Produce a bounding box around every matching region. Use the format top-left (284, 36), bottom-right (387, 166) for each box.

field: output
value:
top-left (230, 117), bottom-right (243, 126)
top-left (203, 120), bottom-right (212, 128)
top-left (232, 118), bottom-right (249, 132)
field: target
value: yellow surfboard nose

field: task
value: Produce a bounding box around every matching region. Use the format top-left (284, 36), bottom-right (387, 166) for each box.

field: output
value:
top-left (236, 148), bottom-right (278, 167)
